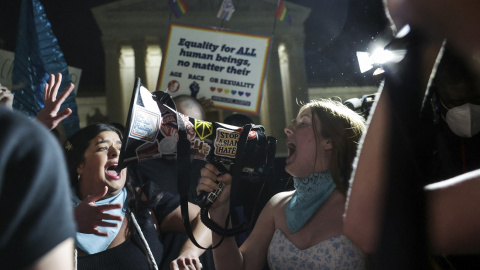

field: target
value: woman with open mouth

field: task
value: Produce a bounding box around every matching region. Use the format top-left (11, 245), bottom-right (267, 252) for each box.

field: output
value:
top-left (197, 99), bottom-right (366, 269)
top-left (65, 123), bottom-right (210, 270)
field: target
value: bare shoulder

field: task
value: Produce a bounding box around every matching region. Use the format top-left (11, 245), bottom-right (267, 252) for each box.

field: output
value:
top-left (267, 191), bottom-right (295, 208)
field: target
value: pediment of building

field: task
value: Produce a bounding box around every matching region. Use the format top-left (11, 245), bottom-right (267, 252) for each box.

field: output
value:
top-left (93, 0), bottom-right (310, 41)
top-left (92, 0), bottom-right (310, 24)
top-left (93, 0), bottom-right (307, 13)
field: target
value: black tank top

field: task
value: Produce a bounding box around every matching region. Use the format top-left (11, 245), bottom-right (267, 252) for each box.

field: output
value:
top-left (77, 191), bottom-right (180, 269)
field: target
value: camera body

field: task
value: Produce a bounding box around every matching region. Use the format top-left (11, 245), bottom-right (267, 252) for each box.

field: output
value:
top-left (344, 94), bottom-right (376, 119)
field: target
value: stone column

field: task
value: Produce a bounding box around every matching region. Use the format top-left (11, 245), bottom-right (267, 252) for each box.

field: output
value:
top-left (155, 36), bottom-right (168, 91)
top-left (261, 39), bottom-right (288, 156)
top-left (132, 38), bottom-right (147, 86)
top-left (281, 35), bottom-right (309, 122)
top-left (103, 38), bottom-right (123, 124)
top-left (145, 37), bottom-right (162, 92)
top-left (118, 43), bottom-right (135, 123)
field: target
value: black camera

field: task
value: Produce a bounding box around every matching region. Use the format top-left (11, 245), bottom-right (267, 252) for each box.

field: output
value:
top-left (344, 94), bottom-right (376, 119)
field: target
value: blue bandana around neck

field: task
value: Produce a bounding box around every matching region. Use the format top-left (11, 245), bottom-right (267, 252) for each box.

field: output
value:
top-left (285, 171), bottom-right (336, 234)
top-left (71, 187), bottom-right (127, 254)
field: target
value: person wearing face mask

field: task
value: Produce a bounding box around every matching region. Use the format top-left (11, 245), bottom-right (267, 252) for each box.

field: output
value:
top-left (427, 45), bottom-right (480, 184)
top-left (343, 6), bottom-right (480, 267)
top-left (422, 46), bottom-right (480, 269)
top-left (197, 99), bottom-right (366, 270)
top-left (440, 102), bottom-right (480, 139)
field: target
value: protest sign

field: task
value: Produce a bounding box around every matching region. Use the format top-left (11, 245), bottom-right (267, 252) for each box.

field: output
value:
top-left (157, 23), bottom-right (272, 115)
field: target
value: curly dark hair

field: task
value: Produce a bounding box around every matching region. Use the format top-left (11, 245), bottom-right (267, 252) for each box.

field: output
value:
top-left (63, 123), bottom-right (139, 225)
top-left (64, 123), bottom-right (165, 267)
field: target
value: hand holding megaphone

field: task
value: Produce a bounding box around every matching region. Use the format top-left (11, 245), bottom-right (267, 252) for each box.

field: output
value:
top-left (197, 163), bottom-right (231, 211)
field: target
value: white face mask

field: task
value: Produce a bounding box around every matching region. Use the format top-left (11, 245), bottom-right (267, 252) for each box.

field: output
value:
top-left (444, 103), bottom-right (480, 138)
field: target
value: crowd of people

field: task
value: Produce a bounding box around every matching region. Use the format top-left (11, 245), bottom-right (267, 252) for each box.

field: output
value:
top-left (2, 0), bottom-right (480, 269)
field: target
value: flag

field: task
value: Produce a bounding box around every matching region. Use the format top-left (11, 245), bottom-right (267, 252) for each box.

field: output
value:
top-left (275, 0), bottom-right (291, 24)
top-left (217, 0), bottom-right (235, 21)
top-left (168, 0), bottom-right (189, 18)
top-left (13, 0), bottom-right (79, 137)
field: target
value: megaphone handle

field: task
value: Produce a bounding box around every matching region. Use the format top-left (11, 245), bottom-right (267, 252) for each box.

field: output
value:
top-left (196, 181), bottom-right (225, 208)
top-left (196, 160), bottom-right (229, 208)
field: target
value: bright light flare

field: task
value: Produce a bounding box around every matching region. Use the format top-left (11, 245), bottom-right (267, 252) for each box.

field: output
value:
top-left (356, 48), bottom-right (407, 73)
top-left (371, 48), bottom-right (393, 64)
top-left (356, 51), bottom-right (374, 73)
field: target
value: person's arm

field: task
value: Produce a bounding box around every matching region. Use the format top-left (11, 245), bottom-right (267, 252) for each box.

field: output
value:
top-left (425, 169), bottom-right (480, 254)
top-left (194, 163), bottom-right (275, 270)
top-left (343, 86), bottom-right (391, 253)
top-left (343, 38), bottom-right (443, 253)
top-left (27, 238), bottom-right (74, 270)
top-left (345, 90), bottom-right (480, 255)
top-left (169, 211), bottom-right (210, 270)
top-left (160, 196), bottom-right (210, 270)
top-left (35, 73), bottom-right (74, 130)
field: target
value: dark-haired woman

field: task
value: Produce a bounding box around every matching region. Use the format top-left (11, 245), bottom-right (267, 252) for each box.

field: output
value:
top-left (65, 123), bottom-right (210, 269)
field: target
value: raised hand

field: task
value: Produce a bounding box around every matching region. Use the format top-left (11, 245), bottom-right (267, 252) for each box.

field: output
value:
top-left (35, 73), bottom-right (74, 130)
top-left (198, 97), bottom-right (214, 112)
top-left (170, 252), bottom-right (203, 270)
top-left (169, 211), bottom-right (208, 270)
top-left (74, 186), bottom-right (123, 236)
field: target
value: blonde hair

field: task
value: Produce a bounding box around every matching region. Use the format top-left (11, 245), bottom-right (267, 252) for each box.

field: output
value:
top-left (300, 99), bottom-right (365, 194)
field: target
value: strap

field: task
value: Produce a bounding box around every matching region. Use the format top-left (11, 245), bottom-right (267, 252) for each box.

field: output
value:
top-left (227, 123), bottom-right (253, 231)
top-left (176, 108), bottom-right (226, 249)
top-left (198, 124), bottom-right (253, 237)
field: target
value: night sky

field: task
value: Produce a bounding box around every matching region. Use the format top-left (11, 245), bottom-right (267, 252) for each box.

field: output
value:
top-left (0, 0), bottom-right (115, 94)
top-left (0, 0), bottom-right (388, 94)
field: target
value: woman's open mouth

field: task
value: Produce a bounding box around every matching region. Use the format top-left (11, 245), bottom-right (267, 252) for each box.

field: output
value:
top-left (286, 142), bottom-right (296, 162)
top-left (105, 163), bottom-right (121, 180)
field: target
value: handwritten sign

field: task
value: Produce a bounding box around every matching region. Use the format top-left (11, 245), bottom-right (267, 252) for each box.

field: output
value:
top-left (157, 23), bottom-right (272, 115)
top-left (0, 49), bottom-right (82, 93)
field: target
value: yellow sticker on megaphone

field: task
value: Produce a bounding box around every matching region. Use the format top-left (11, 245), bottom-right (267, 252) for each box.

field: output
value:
top-left (194, 119), bottom-right (213, 140)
